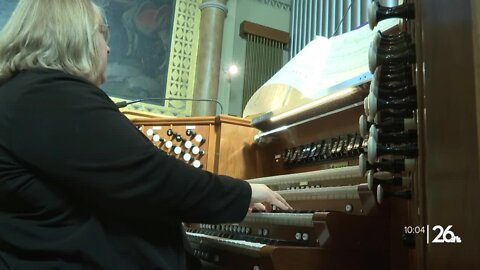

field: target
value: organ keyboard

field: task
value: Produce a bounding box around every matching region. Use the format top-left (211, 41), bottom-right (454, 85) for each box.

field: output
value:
top-left (185, 164), bottom-right (390, 269)
top-left (276, 184), bottom-right (377, 215)
top-left (188, 211), bottom-right (388, 248)
top-left (186, 210), bottom-right (389, 270)
top-left (187, 231), bottom-right (387, 270)
top-left (247, 166), bottom-right (378, 215)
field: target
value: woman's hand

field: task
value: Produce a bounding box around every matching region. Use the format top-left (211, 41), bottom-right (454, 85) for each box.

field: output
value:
top-left (249, 183), bottom-right (292, 211)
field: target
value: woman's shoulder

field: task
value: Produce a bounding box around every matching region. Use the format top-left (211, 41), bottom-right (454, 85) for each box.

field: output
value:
top-left (17, 68), bottom-right (111, 102)
top-left (0, 68), bottom-right (116, 116)
top-left (22, 68), bottom-right (97, 88)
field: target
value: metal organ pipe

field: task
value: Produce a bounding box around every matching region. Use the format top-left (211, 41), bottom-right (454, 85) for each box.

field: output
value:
top-left (300, 0), bottom-right (306, 49)
top-left (290, 0), bottom-right (298, 59)
top-left (328, 0), bottom-right (336, 37)
top-left (342, 0), bottom-right (351, 33)
top-left (289, 0), bottom-right (370, 58)
top-left (307, 0), bottom-right (313, 44)
top-left (351, 0), bottom-right (361, 32)
top-left (312, 0), bottom-right (318, 42)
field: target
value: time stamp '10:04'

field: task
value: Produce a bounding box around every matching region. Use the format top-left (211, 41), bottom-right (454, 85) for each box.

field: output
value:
top-left (404, 225), bottom-right (462, 244)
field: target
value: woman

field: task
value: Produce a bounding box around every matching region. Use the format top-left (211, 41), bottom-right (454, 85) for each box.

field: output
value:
top-left (0, 0), bottom-right (291, 269)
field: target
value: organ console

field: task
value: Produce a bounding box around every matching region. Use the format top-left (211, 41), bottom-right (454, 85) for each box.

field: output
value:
top-left (125, 0), bottom-right (480, 268)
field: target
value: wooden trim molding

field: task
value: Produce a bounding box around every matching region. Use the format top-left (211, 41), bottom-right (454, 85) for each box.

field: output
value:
top-left (240, 20), bottom-right (290, 46)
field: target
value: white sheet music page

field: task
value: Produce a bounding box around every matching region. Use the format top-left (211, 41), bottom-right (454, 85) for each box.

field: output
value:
top-left (243, 19), bottom-right (400, 118)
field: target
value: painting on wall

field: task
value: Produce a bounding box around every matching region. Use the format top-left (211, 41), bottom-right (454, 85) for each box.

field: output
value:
top-left (0, 0), bottom-right (175, 103)
top-left (0, 1), bottom-right (18, 38)
top-left (95, 0), bottom-right (175, 102)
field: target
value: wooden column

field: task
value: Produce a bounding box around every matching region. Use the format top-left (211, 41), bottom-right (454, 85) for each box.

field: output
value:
top-left (416, 0), bottom-right (480, 269)
top-left (474, 0), bottom-right (480, 167)
top-left (192, 0), bottom-right (228, 116)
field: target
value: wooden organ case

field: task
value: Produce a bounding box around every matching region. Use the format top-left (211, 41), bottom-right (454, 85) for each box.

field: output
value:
top-left (130, 115), bottom-right (260, 180)
top-left (129, 0), bottom-right (480, 269)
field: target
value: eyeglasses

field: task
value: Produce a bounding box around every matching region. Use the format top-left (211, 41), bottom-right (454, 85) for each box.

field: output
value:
top-left (98, 24), bottom-right (110, 43)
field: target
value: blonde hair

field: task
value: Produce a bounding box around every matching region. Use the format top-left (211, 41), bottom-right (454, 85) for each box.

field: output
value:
top-left (0, 0), bottom-right (106, 84)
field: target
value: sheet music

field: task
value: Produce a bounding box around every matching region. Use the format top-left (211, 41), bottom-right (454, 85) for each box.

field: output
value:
top-left (243, 19), bottom-right (400, 118)
top-left (266, 19), bottom-right (399, 99)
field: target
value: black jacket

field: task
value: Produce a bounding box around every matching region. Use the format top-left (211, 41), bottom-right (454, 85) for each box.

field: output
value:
top-left (0, 69), bottom-right (251, 269)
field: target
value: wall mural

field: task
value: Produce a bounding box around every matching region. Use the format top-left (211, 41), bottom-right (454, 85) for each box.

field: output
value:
top-left (0, 1), bottom-right (17, 35)
top-left (95, 0), bottom-right (175, 103)
top-left (0, 0), bottom-right (175, 104)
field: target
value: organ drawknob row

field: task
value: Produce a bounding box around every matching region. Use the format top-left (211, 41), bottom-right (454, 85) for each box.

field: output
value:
top-left (368, 93), bottom-right (417, 117)
top-left (376, 185), bottom-right (412, 204)
top-left (368, 1), bottom-right (415, 30)
top-left (368, 33), bottom-right (416, 73)
top-left (359, 153), bottom-right (415, 176)
top-left (358, 114), bottom-right (416, 138)
top-left (363, 0), bottom-right (417, 205)
top-left (367, 171), bottom-right (412, 191)
top-left (144, 127), bottom-right (206, 169)
top-left (367, 136), bottom-right (417, 164)
top-left (369, 125), bottom-right (417, 144)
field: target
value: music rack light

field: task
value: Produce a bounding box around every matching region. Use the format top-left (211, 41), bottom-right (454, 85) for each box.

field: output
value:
top-left (270, 87), bottom-right (357, 122)
top-left (251, 84), bottom-right (369, 133)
